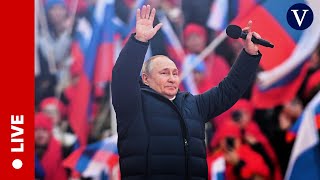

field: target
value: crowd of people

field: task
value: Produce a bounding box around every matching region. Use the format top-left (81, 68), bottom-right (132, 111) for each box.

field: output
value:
top-left (35, 0), bottom-right (320, 179)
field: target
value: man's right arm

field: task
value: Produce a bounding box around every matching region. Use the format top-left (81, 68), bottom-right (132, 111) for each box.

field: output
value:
top-left (112, 5), bottom-right (162, 136)
top-left (111, 34), bottom-right (149, 136)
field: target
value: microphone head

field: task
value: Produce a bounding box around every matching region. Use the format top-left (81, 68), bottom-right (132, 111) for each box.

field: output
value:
top-left (226, 25), bottom-right (242, 39)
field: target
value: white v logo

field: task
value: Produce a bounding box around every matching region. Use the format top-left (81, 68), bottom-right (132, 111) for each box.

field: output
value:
top-left (291, 9), bottom-right (309, 27)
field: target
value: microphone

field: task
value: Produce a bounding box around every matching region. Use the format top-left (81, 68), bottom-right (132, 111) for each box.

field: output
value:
top-left (226, 25), bottom-right (274, 48)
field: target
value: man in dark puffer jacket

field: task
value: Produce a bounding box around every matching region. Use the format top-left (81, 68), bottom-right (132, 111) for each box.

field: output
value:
top-left (112, 5), bottom-right (263, 180)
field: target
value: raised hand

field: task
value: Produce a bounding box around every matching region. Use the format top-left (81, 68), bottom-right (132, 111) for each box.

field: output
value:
top-left (135, 5), bottom-right (163, 42)
top-left (242, 20), bottom-right (261, 55)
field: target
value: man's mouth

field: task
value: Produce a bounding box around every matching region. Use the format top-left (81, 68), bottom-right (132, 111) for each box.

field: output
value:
top-left (165, 86), bottom-right (176, 90)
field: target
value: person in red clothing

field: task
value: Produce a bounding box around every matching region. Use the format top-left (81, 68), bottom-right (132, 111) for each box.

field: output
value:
top-left (223, 99), bottom-right (283, 180)
top-left (209, 121), bottom-right (270, 180)
top-left (303, 70), bottom-right (320, 104)
top-left (39, 97), bottom-right (77, 156)
top-left (182, 23), bottom-right (230, 94)
top-left (40, 97), bottom-right (67, 124)
top-left (35, 113), bottom-right (68, 180)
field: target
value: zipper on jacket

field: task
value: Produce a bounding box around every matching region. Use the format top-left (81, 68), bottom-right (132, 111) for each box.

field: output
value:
top-left (141, 88), bottom-right (190, 179)
top-left (170, 98), bottom-right (190, 180)
top-left (184, 138), bottom-right (188, 146)
top-left (184, 137), bottom-right (189, 179)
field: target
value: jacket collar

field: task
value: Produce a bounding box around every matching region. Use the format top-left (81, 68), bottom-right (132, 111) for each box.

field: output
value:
top-left (139, 77), bottom-right (186, 106)
top-left (139, 77), bottom-right (181, 95)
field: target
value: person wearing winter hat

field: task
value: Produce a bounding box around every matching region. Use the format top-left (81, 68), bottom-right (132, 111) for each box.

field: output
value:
top-left (35, 112), bottom-right (68, 180)
top-left (208, 121), bottom-right (270, 180)
top-left (39, 97), bottom-right (77, 152)
top-left (182, 23), bottom-right (230, 94)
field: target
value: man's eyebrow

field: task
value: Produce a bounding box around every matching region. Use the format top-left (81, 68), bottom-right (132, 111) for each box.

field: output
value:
top-left (160, 67), bottom-right (178, 71)
top-left (159, 68), bottom-right (169, 71)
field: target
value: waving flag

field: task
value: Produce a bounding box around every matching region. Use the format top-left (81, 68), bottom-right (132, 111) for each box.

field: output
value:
top-left (286, 95), bottom-right (320, 143)
top-left (69, 16), bottom-right (93, 146)
top-left (285, 92), bottom-right (320, 180)
top-left (209, 156), bottom-right (226, 180)
top-left (157, 12), bottom-right (196, 93)
top-left (181, 54), bottom-right (202, 94)
top-left (158, 12), bottom-right (185, 68)
top-left (207, 0), bottom-right (229, 31)
top-left (69, 0), bottom-right (118, 145)
top-left (127, 0), bottom-right (147, 34)
top-left (251, 0), bottom-right (320, 108)
top-left (207, 0), bottom-right (320, 108)
top-left (207, 0), bottom-right (257, 32)
top-left (69, 0), bottom-right (133, 145)
top-left (94, 0), bottom-right (147, 95)
top-left (223, 0), bottom-right (320, 108)
top-left (93, 0), bottom-right (121, 97)
top-left (286, 115), bottom-right (304, 143)
top-left (63, 135), bottom-right (119, 179)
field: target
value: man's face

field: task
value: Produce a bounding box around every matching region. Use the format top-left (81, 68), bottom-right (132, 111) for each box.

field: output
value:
top-left (48, 4), bottom-right (67, 27)
top-left (283, 98), bottom-right (303, 118)
top-left (143, 57), bottom-right (180, 99)
top-left (35, 128), bottom-right (50, 146)
top-left (42, 105), bottom-right (60, 125)
top-left (193, 70), bottom-right (205, 85)
top-left (185, 33), bottom-right (206, 53)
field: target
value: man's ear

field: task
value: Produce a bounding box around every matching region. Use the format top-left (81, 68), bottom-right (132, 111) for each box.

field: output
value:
top-left (142, 73), bottom-right (149, 85)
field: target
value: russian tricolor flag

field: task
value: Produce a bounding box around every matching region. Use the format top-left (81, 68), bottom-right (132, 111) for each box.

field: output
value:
top-left (207, 0), bottom-right (320, 108)
top-left (158, 12), bottom-right (185, 68)
top-left (69, 0), bottom-right (126, 146)
top-left (228, 0), bottom-right (320, 108)
top-left (285, 92), bottom-right (320, 180)
top-left (63, 135), bottom-right (119, 179)
top-left (69, 16), bottom-right (93, 146)
top-left (207, 0), bottom-right (258, 32)
top-left (209, 156), bottom-right (226, 180)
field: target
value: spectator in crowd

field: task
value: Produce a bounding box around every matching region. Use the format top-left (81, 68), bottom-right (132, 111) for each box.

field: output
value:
top-left (208, 121), bottom-right (270, 180)
top-left (36, 0), bottom-right (74, 107)
top-left (35, 113), bottom-right (68, 180)
top-left (182, 23), bottom-right (230, 94)
top-left (303, 70), bottom-right (320, 103)
top-left (227, 99), bottom-right (282, 180)
top-left (39, 97), bottom-right (77, 157)
top-left (38, 0), bottom-right (73, 68)
top-left (270, 97), bottom-right (304, 175)
top-left (298, 43), bottom-right (320, 105)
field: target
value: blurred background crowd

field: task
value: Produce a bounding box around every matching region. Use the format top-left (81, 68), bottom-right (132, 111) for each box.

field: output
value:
top-left (35, 0), bottom-right (320, 179)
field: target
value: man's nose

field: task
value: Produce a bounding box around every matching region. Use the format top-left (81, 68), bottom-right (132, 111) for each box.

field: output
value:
top-left (168, 74), bottom-right (177, 83)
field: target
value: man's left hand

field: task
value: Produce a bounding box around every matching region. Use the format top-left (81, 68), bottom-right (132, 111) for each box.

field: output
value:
top-left (243, 20), bottom-right (261, 55)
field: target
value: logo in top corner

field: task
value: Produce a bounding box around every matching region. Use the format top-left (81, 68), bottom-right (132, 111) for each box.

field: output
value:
top-left (287, 3), bottom-right (313, 30)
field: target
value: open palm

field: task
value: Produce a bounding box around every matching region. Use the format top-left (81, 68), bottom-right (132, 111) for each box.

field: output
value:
top-left (135, 5), bottom-right (162, 42)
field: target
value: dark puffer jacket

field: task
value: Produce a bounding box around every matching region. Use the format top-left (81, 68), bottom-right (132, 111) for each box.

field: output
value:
top-left (112, 34), bottom-right (261, 180)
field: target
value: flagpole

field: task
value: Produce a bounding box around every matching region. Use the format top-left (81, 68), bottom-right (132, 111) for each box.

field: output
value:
top-left (66, 0), bottom-right (79, 35)
top-left (54, 0), bottom-right (79, 103)
top-left (35, 0), bottom-right (40, 76)
top-left (37, 0), bottom-right (57, 74)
